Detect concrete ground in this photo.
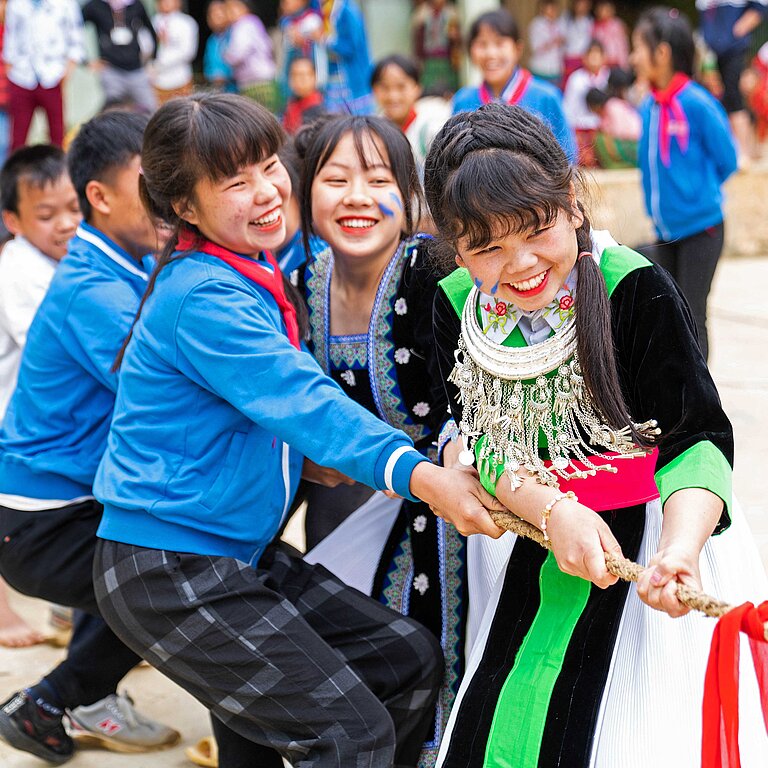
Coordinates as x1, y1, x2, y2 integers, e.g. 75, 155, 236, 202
0, 255, 767, 768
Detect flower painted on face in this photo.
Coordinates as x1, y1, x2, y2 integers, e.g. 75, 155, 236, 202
413, 514, 428, 533
395, 347, 411, 364
495, 301, 508, 316
394, 297, 408, 315
559, 295, 574, 311
412, 401, 431, 418
413, 573, 430, 595
340, 370, 356, 386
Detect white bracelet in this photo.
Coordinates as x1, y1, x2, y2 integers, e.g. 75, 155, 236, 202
541, 491, 577, 543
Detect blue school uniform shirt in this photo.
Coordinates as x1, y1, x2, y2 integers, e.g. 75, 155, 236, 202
698, 1, 768, 56
638, 80, 737, 242
451, 75, 578, 164
275, 229, 327, 275
0, 223, 151, 501
327, 0, 372, 102
95, 249, 427, 566
203, 31, 236, 91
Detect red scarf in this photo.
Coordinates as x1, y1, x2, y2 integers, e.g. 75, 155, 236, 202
479, 67, 532, 106
651, 72, 690, 168
176, 231, 300, 350
702, 601, 768, 768
400, 108, 417, 133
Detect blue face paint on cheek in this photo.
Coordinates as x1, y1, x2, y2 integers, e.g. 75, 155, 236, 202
389, 192, 403, 211
378, 202, 395, 217
490, 281, 499, 295
474, 277, 484, 289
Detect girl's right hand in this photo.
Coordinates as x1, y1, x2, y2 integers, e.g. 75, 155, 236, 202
409, 462, 506, 538
545, 499, 623, 589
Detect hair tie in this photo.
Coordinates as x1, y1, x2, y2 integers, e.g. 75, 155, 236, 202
669, 8, 679, 18
577, 250, 592, 261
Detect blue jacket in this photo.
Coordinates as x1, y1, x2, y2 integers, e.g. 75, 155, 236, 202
327, 0, 371, 101
95, 250, 426, 566
275, 229, 327, 275
699, 1, 768, 56
451, 76, 578, 164
0, 224, 151, 501
638, 81, 737, 242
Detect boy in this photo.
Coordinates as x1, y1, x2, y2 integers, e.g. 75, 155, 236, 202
282, 56, 324, 134
0, 111, 178, 765
0, 145, 79, 649
150, 0, 199, 104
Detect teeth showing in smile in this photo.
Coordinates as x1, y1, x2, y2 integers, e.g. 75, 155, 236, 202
510, 270, 547, 292
254, 210, 280, 226
338, 218, 375, 229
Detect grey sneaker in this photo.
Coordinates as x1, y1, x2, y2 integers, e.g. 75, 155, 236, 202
67, 693, 180, 753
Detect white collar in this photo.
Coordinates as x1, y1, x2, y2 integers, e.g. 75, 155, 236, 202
75, 225, 148, 282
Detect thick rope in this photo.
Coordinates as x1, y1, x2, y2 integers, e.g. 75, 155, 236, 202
489, 509, 768, 641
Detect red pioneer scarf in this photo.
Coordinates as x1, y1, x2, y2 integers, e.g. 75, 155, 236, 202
479, 67, 532, 106
176, 231, 300, 350
702, 601, 768, 767
650, 72, 691, 168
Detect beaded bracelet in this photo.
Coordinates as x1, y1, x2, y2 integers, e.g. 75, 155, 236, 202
541, 491, 578, 542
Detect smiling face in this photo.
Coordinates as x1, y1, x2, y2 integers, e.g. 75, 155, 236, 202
181, 154, 291, 256
455, 208, 582, 311
310, 130, 405, 267
470, 23, 521, 91
372, 63, 421, 127
3, 173, 81, 261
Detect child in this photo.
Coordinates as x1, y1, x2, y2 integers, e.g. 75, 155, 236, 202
279, 0, 327, 98
282, 56, 325, 135
90, 93, 503, 767
411, 0, 461, 96
562, 38, 609, 165
223, 0, 278, 112
297, 113, 466, 767
527, 0, 566, 86
423, 101, 768, 768
0, 112, 179, 764
585, 85, 640, 168
592, 0, 629, 68
150, 0, 199, 104
371, 54, 450, 179
562, 0, 594, 84
203, 0, 235, 92
0, 145, 79, 649
452, 9, 577, 163
631, 7, 737, 360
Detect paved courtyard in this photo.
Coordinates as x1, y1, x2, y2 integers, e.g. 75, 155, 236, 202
0, 254, 767, 768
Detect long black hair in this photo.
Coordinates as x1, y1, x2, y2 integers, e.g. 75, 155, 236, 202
115, 93, 307, 369
424, 102, 648, 441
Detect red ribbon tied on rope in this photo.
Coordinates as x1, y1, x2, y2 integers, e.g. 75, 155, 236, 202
650, 72, 691, 168
702, 601, 768, 768
176, 231, 301, 350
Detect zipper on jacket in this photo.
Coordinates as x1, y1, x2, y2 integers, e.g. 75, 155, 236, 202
649, 104, 671, 241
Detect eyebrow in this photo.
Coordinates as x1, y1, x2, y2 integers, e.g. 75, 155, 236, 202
322, 161, 392, 172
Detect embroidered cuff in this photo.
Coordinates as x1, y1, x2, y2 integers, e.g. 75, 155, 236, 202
437, 418, 460, 464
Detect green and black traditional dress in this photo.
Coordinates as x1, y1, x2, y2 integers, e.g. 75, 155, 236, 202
298, 234, 466, 768
432, 231, 768, 768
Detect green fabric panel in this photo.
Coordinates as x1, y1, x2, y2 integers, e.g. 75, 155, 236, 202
484, 553, 592, 768
599, 245, 651, 297
438, 267, 474, 317
654, 440, 732, 522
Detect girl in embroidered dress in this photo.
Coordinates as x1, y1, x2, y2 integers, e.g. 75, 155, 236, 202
90, 93, 505, 768
294, 113, 465, 768
632, 7, 737, 362
451, 9, 576, 163
423, 101, 767, 768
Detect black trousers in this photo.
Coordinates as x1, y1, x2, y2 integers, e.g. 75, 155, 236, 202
0, 500, 142, 709
639, 222, 724, 361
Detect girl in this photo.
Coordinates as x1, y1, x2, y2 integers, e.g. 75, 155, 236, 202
296, 113, 463, 768
451, 9, 576, 163
411, 0, 461, 96
91, 93, 502, 768
371, 55, 450, 180
632, 7, 737, 361
562, 0, 594, 85
422, 102, 768, 767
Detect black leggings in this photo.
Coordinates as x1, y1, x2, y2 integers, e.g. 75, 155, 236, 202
638, 222, 724, 361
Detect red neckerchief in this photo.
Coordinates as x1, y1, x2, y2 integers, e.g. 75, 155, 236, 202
400, 108, 417, 133
479, 67, 532, 106
651, 72, 691, 168
176, 231, 300, 350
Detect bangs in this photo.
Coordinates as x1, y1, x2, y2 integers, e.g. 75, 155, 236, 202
191, 97, 284, 182
316, 119, 391, 175
439, 149, 571, 249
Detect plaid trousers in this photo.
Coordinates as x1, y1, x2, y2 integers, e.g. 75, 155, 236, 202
94, 540, 443, 768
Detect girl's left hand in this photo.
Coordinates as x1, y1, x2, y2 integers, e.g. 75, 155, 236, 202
636, 544, 702, 618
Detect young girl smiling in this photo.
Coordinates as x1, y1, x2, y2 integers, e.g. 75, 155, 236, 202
91, 94, 503, 768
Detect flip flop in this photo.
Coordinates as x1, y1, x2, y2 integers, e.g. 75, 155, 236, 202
185, 736, 218, 768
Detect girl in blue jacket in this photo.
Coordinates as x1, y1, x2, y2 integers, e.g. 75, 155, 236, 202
632, 7, 737, 360
92, 93, 502, 768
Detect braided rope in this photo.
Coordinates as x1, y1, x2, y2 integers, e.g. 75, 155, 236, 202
489, 509, 768, 641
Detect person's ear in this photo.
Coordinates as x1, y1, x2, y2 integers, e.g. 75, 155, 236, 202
454, 253, 466, 268
2, 210, 21, 237
568, 182, 585, 229
655, 41, 673, 70
172, 198, 198, 227
85, 180, 111, 216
